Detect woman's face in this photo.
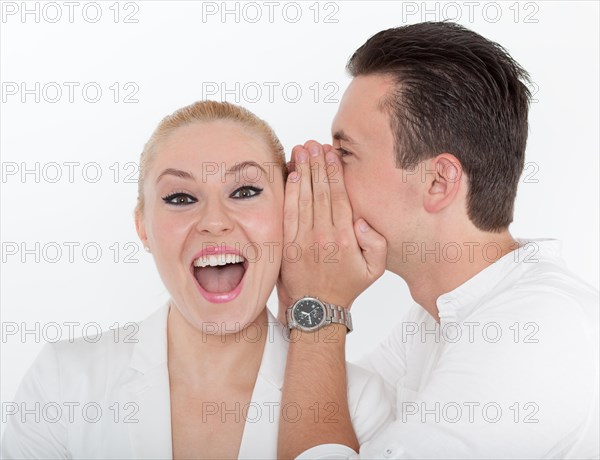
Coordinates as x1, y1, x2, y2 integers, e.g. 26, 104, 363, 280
136, 120, 284, 334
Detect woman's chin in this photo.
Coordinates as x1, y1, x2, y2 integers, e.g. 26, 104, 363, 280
169, 264, 275, 336
184, 295, 266, 336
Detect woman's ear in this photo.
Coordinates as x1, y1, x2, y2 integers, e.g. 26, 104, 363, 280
134, 208, 150, 250
423, 154, 463, 214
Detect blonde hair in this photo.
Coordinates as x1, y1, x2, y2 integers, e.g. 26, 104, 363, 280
135, 100, 286, 216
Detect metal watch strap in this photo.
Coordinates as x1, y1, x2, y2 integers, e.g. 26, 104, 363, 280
324, 302, 353, 333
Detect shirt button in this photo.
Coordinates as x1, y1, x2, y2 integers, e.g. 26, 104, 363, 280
384, 448, 394, 458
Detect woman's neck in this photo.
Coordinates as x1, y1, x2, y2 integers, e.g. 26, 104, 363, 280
167, 305, 268, 389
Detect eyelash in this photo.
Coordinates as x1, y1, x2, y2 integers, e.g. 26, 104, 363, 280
336, 147, 352, 158
230, 185, 263, 199
161, 185, 264, 206
161, 190, 196, 206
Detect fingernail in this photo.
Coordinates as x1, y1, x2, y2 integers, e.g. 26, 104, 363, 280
309, 144, 320, 157
288, 171, 299, 182
359, 220, 370, 233
297, 150, 308, 164
326, 151, 337, 163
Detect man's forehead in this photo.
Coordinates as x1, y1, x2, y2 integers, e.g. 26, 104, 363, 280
332, 129, 357, 144
347, 74, 395, 103
331, 75, 395, 142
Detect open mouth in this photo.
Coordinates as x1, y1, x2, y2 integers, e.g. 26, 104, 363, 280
191, 250, 248, 303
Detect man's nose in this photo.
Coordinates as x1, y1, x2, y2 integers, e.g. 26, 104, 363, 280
194, 198, 234, 236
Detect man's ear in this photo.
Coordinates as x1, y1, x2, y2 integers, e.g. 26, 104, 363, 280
134, 208, 149, 250
423, 154, 463, 214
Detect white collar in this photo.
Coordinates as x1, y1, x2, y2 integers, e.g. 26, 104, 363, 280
124, 302, 288, 458
129, 301, 288, 389
436, 238, 563, 324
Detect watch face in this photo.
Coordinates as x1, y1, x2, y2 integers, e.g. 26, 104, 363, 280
292, 298, 325, 330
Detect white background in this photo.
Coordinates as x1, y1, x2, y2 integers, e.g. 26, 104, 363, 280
1, 0, 599, 432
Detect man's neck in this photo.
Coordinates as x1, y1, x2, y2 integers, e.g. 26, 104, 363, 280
393, 231, 519, 322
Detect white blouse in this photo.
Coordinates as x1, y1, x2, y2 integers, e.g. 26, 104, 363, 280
300, 239, 599, 459
2, 304, 393, 459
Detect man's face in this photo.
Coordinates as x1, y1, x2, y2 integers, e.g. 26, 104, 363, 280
331, 74, 424, 272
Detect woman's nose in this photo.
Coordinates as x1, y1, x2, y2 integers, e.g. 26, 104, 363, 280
195, 199, 234, 236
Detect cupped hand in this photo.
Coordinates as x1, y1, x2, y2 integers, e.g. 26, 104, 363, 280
277, 140, 387, 320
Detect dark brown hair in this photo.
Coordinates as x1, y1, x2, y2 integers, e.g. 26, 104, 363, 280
347, 21, 532, 231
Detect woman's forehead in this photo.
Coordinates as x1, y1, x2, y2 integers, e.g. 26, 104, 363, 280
154, 120, 275, 166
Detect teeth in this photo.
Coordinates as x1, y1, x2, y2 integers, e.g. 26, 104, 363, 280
193, 253, 245, 268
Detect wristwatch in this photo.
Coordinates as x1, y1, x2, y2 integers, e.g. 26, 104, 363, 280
286, 296, 353, 334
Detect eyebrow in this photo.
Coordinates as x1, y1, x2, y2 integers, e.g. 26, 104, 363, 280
225, 161, 268, 176
155, 161, 269, 184
156, 168, 196, 183
333, 130, 357, 145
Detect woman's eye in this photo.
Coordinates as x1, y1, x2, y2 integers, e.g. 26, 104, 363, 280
162, 193, 197, 206
231, 186, 263, 199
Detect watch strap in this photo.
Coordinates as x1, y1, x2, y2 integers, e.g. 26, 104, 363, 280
324, 302, 353, 333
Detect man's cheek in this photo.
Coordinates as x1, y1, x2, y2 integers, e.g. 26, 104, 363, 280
344, 182, 363, 217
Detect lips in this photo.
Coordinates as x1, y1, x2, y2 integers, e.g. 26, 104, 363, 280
190, 246, 248, 303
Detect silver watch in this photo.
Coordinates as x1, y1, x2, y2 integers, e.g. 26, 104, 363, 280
286, 296, 353, 334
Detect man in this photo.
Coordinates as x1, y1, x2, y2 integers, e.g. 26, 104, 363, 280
277, 22, 599, 459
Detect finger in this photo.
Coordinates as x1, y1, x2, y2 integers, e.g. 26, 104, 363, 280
304, 141, 332, 151
286, 160, 294, 174
306, 140, 333, 228
287, 144, 304, 174
295, 146, 313, 230
304, 141, 333, 154
283, 166, 301, 244
354, 219, 387, 279
324, 148, 354, 227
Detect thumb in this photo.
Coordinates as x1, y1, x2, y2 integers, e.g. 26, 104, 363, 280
354, 219, 387, 279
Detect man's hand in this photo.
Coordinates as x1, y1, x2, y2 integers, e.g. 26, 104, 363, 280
278, 140, 387, 316
276, 140, 386, 459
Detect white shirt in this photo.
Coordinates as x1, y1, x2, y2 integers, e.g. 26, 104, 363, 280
2, 305, 393, 459
300, 239, 600, 459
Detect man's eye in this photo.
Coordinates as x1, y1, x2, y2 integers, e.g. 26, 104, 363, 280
336, 147, 352, 158
162, 193, 197, 206
231, 186, 263, 199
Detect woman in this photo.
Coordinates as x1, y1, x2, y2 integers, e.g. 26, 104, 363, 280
2, 101, 393, 459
